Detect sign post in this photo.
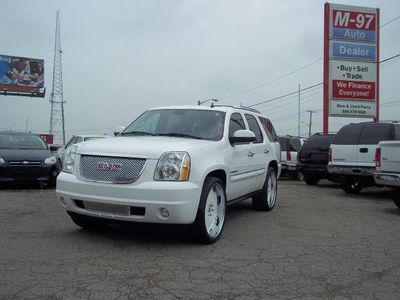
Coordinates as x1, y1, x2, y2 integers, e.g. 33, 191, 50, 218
323, 3, 379, 133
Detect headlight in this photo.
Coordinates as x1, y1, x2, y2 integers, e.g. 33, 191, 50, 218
0, 157, 5, 165
154, 151, 191, 181
62, 145, 78, 174
44, 156, 57, 166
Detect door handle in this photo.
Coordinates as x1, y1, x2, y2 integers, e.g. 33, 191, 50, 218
248, 151, 255, 157
264, 149, 269, 154
359, 148, 368, 153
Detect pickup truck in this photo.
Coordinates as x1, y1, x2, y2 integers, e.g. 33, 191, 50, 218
374, 141, 400, 208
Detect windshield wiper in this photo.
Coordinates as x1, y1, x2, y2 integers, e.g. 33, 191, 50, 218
120, 131, 157, 136
158, 133, 203, 140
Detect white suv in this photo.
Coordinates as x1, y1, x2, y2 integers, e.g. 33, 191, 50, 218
56, 105, 280, 243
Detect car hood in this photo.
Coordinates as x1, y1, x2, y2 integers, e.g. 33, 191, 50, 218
77, 136, 213, 159
0, 149, 52, 162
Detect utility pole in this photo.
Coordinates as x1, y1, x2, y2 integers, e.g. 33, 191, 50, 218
298, 84, 300, 137
49, 11, 66, 145
306, 110, 317, 137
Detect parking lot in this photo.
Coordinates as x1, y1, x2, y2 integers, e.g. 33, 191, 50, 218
1, 180, 400, 299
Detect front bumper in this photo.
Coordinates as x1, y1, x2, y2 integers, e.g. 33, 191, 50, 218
56, 172, 202, 225
374, 172, 400, 187
327, 165, 375, 177
0, 164, 59, 184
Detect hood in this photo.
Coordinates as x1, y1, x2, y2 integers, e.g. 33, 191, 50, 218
77, 136, 213, 159
0, 148, 52, 162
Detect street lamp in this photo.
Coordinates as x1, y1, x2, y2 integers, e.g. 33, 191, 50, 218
197, 98, 218, 106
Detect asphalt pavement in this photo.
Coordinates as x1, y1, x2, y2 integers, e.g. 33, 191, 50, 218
1, 180, 400, 299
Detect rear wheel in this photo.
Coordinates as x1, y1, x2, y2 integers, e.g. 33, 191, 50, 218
304, 173, 320, 185
393, 188, 400, 208
340, 176, 362, 194
69, 213, 108, 230
192, 177, 226, 244
252, 167, 277, 211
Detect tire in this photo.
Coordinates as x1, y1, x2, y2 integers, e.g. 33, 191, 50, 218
304, 173, 320, 185
292, 171, 304, 181
69, 213, 108, 230
192, 177, 226, 244
340, 176, 362, 194
393, 188, 400, 208
252, 167, 278, 211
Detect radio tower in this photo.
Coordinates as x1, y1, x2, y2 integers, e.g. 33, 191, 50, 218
49, 10, 66, 145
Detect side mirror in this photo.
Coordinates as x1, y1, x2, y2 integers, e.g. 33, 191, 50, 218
113, 125, 126, 136
49, 145, 58, 152
229, 129, 256, 145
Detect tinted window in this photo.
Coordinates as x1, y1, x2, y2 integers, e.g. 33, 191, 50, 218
229, 113, 246, 137
245, 114, 263, 143
0, 134, 47, 150
279, 137, 289, 151
124, 109, 226, 141
290, 138, 302, 151
333, 123, 364, 145
302, 134, 335, 149
259, 117, 278, 142
359, 123, 392, 144
394, 125, 400, 140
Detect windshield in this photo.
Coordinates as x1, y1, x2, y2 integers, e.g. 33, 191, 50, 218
0, 134, 48, 150
123, 109, 226, 141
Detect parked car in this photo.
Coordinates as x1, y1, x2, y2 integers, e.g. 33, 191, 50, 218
328, 121, 400, 194
56, 105, 281, 244
374, 140, 400, 208
0, 131, 60, 187
279, 135, 305, 179
297, 132, 337, 185
57, 134, 108, 166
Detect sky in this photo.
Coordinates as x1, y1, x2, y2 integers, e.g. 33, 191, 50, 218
0, 0, 399, 144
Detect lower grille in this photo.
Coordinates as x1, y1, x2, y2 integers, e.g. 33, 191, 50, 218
73, 200, 145, 217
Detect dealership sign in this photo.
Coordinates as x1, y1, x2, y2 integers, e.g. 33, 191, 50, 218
323, 3, 379, 128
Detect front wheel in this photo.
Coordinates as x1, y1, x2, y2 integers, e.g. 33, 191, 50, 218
304, 173, 320, 185
192, 177, 226, 244
393, 188, 400, 208
252, 167, 278, 211
340, 176, 362, 194
69, 212, 108, 230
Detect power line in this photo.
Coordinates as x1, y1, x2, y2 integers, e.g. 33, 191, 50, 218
248, 83, 323, 108
381, 15, 400, 28
248, 53, 400, 109
218, 15, 400, 102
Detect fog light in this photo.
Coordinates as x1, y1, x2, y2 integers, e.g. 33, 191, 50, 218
59, 196, 66, 206
159, 208, 170, 219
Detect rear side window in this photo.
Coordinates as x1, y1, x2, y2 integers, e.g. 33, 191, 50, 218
333, 123, 364, 145
259, 117, 279, 142
395, 125, 400, 140
290, 138, 302, 152
245, 114, 263, 143
359, 123, 392, 144
229, 113, 246, 137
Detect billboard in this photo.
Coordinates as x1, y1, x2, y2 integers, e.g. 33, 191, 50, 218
323, 3, 379, 132
0, 54, 45, 97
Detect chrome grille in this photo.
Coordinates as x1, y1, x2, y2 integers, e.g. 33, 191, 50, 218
81, 200, 130, 216
79, 155, 146, 183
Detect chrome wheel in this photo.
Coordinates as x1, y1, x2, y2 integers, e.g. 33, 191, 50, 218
204, 183, 226, 238
267, 170, 277, 207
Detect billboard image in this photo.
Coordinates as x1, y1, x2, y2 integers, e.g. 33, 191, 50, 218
0, 54, 45, 97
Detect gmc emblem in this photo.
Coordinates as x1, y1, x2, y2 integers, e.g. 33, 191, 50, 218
96, 162, 122, 172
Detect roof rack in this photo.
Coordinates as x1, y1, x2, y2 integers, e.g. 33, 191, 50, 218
212, 104, 261, 114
